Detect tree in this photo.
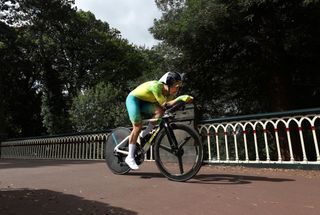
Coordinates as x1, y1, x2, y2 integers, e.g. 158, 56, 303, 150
0, 22, 45, 137
151, 0, 320, 117
69, 82, 130, 132
1, 0, 147, 135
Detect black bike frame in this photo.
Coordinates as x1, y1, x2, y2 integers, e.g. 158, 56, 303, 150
141, 118, 179, 154
162, 120, 179, 151
115, 102, 186, 157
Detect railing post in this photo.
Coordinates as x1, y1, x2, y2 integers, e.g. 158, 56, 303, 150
0, 133, 7, 159
199, 107, 320, 165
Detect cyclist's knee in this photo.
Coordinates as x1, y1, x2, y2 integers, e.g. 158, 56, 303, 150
132, 123, 142, 132
154, 107, 164, 118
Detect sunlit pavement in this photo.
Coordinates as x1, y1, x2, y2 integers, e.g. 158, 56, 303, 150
1, 159, 320, 215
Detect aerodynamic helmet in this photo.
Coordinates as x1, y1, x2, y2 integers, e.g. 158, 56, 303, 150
159, 71, 182, 86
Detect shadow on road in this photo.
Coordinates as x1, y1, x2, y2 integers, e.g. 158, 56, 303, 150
127, 172, 165, 179
0, 159, 104, 169
127, 171, 294, 185
0, 188, 137, 215
190, 174, 295, 184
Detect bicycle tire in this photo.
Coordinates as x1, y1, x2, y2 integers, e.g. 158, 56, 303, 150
154, 123, 203, 182
105, 127, 131, 175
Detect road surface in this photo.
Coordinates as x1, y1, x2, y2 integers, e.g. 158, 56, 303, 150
0, 159, 319, 215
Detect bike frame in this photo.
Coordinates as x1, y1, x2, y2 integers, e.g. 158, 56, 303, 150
113, 124, 161, 156
113, 134, 130, 155
113, 115, 179, 156
106, 101, 203, 181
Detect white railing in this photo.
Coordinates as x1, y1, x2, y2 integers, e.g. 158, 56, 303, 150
1, 108, 320, 166
0, 132, 108, 160
198, 108, 320, 165
0, 131, 154, 161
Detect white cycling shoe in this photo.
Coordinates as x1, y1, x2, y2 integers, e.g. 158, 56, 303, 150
125, 157, 139, 170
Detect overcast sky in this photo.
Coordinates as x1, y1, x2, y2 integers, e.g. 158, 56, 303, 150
74, 0, 162, 48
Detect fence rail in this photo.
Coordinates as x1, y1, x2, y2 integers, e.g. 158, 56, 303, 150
1, 108, 320, 167
198, 108, 320, 165
0, 133, 108, 160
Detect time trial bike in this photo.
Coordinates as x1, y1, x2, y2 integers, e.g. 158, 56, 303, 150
105, 102, 203, 182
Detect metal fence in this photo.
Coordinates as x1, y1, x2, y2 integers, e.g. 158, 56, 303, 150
198, 108, 320, 165
1, 108, 320, 166
0, 132, 108, 160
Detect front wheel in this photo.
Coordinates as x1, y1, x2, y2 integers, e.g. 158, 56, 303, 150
154, 123, 203, 182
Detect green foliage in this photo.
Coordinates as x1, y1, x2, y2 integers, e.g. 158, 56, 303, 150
69, 82, 130, 132
0, 0, 147, 137
2, 0, 320, 139
129, 44, 178, 85
0, 21, 46, 137
151, 0, 320, 117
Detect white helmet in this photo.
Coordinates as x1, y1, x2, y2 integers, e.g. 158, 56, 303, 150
159, 71, 183, 86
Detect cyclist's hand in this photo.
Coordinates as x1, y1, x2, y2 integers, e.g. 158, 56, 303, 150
176, 95, 193, 103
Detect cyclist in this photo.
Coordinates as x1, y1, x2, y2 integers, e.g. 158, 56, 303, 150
125, 71, 193, 170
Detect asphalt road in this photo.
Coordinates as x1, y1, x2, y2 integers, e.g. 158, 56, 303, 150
0, 159, 320, 215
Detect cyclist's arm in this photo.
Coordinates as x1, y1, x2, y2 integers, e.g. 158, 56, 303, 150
151, 82, 193, 108
153, 91, 184, 108
151, 83, 167, 107
164, 95, 193, 107
164, 99, 178, 107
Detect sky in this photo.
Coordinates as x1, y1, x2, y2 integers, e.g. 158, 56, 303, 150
74, 0, 162, 48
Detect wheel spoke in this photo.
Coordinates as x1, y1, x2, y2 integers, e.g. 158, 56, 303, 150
159, 144, 173, 154
177, 154, 184, 174
178, 136, 191, 149
154, 124, 203, 181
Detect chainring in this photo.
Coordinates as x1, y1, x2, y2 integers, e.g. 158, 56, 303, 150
134, 144, 145, 165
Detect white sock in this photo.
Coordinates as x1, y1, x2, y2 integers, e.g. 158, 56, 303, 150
140, 123, 155, 138
128, 143, 136, 159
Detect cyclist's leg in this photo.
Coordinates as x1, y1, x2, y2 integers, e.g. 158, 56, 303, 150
125, 95, 143, 170
125, 122, 142, 169
139, 119, 154, 139
140, 103, 163, 138
153, 105, 164, 118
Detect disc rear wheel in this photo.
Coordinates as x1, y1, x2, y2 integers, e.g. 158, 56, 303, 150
105, 127, 131, 175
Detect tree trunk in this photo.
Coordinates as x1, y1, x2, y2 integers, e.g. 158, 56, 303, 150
266, 70, 302, 161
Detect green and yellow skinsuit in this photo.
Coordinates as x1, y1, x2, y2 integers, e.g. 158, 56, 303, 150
126, 80, 173, 123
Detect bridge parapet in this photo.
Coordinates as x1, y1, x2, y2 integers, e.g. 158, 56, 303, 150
1, 108, 320, 167
198, 108, 320, 165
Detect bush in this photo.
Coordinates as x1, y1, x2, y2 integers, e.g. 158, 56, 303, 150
70, 82, 130, 132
